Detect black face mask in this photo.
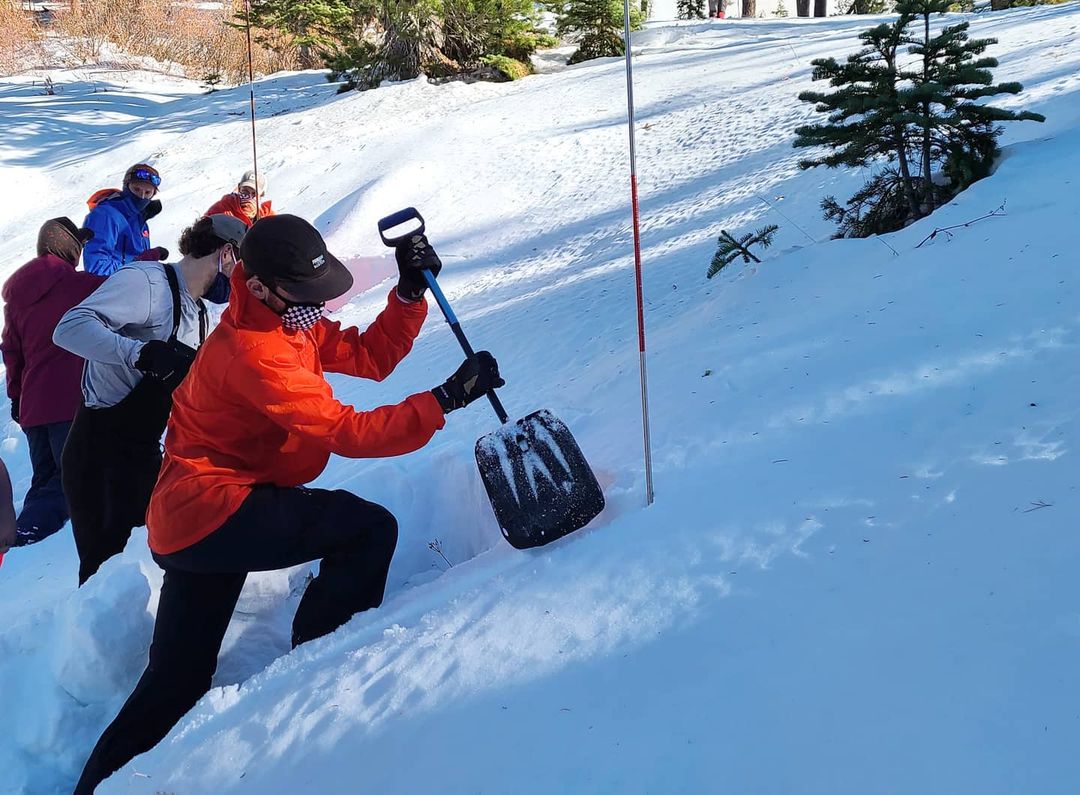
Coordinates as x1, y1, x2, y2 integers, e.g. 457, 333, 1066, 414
269, 286, 324, 331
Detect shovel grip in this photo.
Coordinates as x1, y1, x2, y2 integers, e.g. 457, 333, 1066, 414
423, 271, 510, 425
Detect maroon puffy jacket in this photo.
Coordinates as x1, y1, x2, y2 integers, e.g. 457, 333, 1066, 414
2, 254, 103, 428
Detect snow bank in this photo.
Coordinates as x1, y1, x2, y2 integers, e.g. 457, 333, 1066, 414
0, 5, 1077, 794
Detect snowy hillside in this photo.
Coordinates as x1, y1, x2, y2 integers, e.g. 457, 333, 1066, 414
2, 6, 1080, 793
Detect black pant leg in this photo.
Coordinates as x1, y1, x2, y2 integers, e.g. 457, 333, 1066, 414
291, 497, 398, 647
160, 486, 399, 648
63, 408, 107, 583
74, 567, 246, 795
64, 403, 162, 586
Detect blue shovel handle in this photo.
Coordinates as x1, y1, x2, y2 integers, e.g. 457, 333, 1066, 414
378, 208, 509, 425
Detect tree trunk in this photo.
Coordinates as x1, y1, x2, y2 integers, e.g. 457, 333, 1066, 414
921, 12, 935, 212
742, 0, 756, 16
813, 0, 827, 15
796, 0, 810, 15
895, 137, 922, 221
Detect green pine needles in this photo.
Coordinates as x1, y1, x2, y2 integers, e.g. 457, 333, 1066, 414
708, 225, 779, 278
555, 0, 643, 64
678, 0, 708, 19
794, 1, 1044, 237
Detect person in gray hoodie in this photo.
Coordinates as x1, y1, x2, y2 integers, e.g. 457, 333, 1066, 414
54, 214, 248, 584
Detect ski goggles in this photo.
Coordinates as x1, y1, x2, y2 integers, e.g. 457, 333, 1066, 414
129, 167, 161, 187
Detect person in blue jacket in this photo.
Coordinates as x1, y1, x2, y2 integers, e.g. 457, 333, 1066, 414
82, 163, 169, 276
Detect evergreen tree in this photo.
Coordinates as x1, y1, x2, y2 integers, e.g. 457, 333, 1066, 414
555, 0, 640, 64
707, 225, 778, 278
246, 0, 355, 67
677, 0, 707, 18
442, 0, 542, 66
794, 15, 923, 219
795, 8, 1044, 237
843, 0, 887, 13
899, 0, 1044, 205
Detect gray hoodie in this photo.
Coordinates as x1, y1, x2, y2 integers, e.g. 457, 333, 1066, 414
53, 261, 206, 409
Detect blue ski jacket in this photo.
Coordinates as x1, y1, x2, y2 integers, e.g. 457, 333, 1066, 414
82, 191, 151, 276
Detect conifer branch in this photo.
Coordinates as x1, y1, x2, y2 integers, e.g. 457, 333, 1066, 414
707, 225, 779, 278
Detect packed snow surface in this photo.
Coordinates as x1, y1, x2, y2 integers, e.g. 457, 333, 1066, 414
1, 6, 1080, 794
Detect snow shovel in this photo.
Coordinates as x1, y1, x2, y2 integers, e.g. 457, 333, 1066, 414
378, 207, 605, 549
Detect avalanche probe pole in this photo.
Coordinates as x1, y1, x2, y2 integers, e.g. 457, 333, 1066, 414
621, 0, 655, 506
243, 0, 261, 221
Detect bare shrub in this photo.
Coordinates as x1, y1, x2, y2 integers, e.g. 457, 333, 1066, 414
55, 0, 298, 81
0, 3, 44, 76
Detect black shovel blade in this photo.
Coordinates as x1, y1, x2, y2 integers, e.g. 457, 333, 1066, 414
474, 409, 605, 549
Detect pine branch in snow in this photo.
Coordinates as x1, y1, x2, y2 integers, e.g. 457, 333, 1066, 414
708, 225, 779, 278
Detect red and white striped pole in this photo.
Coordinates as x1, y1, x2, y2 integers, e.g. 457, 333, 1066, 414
621, 0, 655, 506
243, 0, 262, 220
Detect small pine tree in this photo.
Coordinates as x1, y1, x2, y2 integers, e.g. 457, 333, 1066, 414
899, 0, 1044, 205
795, 8, 1043, 237
774, 0, 790, 16
202, 71, 223, 93
677, 0, 707, 18
707, 225, 779, 278
555, 0, 641, 65
795, 16, 924, 221
245, 0, 355, 68
843, 0, 888, 11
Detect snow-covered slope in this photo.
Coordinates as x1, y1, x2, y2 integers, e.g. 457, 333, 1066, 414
1, 7, 1079, 793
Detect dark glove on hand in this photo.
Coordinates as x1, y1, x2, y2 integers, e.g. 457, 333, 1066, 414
10, 398, 19, 425
143, 199, 163, 221
134, 246, 169, 262
134, 339, 196, 391
432, 351, 504, 413
395, 234, 443, 302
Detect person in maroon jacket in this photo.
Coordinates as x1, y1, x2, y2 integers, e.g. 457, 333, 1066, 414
1, 218, 103, 546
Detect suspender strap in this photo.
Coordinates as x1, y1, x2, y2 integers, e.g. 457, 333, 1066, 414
162, 264, 207, 344
162, 264, 183, 343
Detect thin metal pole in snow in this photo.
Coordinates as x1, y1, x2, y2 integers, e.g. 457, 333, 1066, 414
244, 0, 262, 220
621, 1, 655, 507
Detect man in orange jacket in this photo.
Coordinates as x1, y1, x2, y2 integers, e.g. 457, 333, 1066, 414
74, 215, 504, 793
203, 169, 274, 227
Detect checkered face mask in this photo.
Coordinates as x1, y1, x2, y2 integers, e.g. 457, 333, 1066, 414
280, 302, 323, 331
270, 286, 324, 331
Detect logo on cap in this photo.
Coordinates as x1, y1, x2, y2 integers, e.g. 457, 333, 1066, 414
312, 254, 326, 269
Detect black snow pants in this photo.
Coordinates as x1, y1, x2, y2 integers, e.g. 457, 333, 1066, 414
63, 377, 173, 585
15, 420, 72, 545
73, 485, 399, 795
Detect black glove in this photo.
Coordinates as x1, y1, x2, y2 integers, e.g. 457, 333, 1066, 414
395, 234, 442, 302
135, 246, 170, 262
134, 339, 197, 391
10, 398, 19, 425
144, 199, 163, 221
432, 351, 504, 413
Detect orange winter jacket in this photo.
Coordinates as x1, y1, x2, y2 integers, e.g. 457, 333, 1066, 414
203, 193, 275, 228
147, 267, 445, 555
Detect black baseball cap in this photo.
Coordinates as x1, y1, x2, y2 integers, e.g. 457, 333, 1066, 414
239, 214, 353, 303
